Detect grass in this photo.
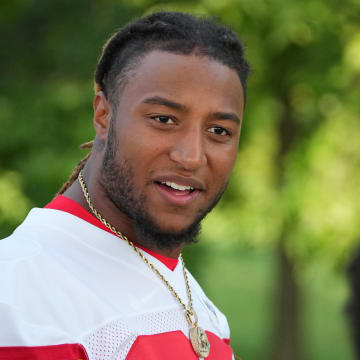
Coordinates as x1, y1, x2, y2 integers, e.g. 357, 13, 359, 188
183, 244, 354, 360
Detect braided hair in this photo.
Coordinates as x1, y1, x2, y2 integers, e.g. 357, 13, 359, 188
58, 11, 250, 194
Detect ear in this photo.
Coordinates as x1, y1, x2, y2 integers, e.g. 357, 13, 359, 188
93, 91, 112, 142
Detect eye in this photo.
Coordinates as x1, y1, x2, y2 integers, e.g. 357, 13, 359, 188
208, 126, 230, 136
152, 115, 175, 124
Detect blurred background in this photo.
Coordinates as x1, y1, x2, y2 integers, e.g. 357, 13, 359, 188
1, 0, 360, 359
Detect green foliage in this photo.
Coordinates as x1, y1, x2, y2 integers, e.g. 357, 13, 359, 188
1, 0, 359, 358
2, 0, 359, 266
196, 0, 360, 269
0, 170, 31, 237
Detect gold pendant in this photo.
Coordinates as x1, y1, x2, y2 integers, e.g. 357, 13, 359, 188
189, 325, 210, 358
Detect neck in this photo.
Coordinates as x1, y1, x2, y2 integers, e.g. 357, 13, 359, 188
63, 168, 184, 259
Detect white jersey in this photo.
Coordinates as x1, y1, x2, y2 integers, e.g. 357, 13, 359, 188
0, 199, 233, 359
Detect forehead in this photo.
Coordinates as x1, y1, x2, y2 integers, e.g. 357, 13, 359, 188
116, 50, 244, 115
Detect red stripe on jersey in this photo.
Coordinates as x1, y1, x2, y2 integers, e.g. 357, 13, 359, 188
0, 343, 89, 360
126, 330, 233, 359
45, 195, 179, 270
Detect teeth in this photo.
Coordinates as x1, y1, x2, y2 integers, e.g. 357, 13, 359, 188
161, 181, 194, 191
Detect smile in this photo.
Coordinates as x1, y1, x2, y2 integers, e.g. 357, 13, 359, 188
161, 181, 194, 192
154, 181, 200, 206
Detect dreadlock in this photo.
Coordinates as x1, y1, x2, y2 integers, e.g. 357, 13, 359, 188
59, 11, 250, 194
58, 141, 94, 194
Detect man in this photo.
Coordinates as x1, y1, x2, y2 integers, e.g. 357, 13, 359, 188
0, 11, 249, 360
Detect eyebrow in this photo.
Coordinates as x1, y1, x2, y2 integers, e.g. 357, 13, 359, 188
142, 96, 187, 112
212, 112, 241, 125
142, 96, 241, 125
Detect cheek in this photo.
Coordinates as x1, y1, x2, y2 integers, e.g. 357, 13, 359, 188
114, 126, 166, 168
210, 147, 238, 184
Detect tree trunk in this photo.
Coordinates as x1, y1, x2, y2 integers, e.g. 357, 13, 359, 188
271, 234, 300, 360
271, 85, 301, 359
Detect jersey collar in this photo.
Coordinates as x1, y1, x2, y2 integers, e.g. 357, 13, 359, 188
45, 195, 179, 271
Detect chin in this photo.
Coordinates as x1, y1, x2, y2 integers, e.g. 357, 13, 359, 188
154, 217, 196, 234
133, 213, 201, 250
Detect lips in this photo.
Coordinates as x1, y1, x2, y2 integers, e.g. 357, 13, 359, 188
153, 175, 205, 206
153, 175, 205, 191
159, 181, 194, 192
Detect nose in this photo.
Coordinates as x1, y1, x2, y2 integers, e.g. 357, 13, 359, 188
169, 128, 206, 171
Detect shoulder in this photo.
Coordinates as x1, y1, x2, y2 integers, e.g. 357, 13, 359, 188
0, 209, 190, 344
0, 208, 72, 276
0, 209, 44, 261
0, 209, 74, 345
0, 209, 47, 293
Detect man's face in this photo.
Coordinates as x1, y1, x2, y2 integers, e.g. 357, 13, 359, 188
100, 50, 244, 247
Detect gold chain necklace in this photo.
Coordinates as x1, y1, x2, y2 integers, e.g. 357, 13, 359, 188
78, 171, 210, 358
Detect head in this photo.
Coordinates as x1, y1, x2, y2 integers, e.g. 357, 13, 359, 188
95, 11, 250, 111
61, 11, 250, 252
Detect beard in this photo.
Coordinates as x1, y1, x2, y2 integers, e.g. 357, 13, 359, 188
99, 123, 227, 251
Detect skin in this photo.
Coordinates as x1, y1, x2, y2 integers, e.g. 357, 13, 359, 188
64, 50, 244, 258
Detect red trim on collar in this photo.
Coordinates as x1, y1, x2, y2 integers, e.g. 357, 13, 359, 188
45, 195, 179, 271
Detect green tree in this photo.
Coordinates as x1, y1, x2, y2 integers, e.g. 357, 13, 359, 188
198, 0, 360, 358
1, 0, 359, 359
